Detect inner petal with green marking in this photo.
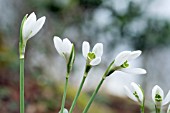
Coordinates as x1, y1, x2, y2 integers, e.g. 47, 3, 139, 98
121, 60, 129, 68
155, 94, 162, 102
88, 52, 96, 60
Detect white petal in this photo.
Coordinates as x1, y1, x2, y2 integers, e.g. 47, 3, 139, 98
119, 68, 146, 74
167, 104, 170, 113
127, 50, 142, 61
124, 86, 138, 102
23, 12, 36, 40
28, 16, 46, 39
114, 51, 131, 66
53, 36, 64, 56
82, 41, 90, 58
152, 85, 164, 104
92, 43, 103, 57
131, 82, 144, 103
63, 38, 72, 54
90, 57, 101, 66
163, 90, 170, 105
59, 108, 68, 113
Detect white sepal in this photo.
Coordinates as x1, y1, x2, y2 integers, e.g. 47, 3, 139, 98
92, 43, 103, 57
127, 50, 141, 61
163, 90, 170, 105
114, 51, 131, 66
82, 41, 90, 58
119, 68, 147, 75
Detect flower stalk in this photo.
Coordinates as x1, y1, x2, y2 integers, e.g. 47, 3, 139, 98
83, 77, 105, 113
60, 73, 70, 113
69, 74, 87, 113
20, 58, 25, 113
155, 106, 161, 113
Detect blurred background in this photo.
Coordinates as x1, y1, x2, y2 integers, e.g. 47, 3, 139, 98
0, 0, 170, 113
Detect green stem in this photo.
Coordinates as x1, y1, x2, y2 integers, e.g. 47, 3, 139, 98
140, 104, 144, 113
155, 106, 161, 113
82, 77, 105, 113
20, 58, 24, 113
60, 73, 69, 113
69, 74, 87, 113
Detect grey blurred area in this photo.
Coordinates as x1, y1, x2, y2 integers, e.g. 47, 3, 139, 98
0, 0, 170, 113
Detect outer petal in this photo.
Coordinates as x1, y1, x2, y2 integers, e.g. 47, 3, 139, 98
23, 12, 36, 40
53, 36, 63, 56
119, 68, 147, 74
127, 50, 142, 61
124, 86, 138, 102
90, 57, 101, 66
92, 43, 103, 57
152, 85, 164, 104
131, 82, 144, 103
63, 38, 72, 54
163, 90, 170, 105
82, 41, 90, 58
28, 16, 46, 39
114, 51, 131, 66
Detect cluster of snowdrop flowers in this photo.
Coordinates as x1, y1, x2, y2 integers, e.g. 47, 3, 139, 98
20, 12, 170, 113
124, 83, 170, 113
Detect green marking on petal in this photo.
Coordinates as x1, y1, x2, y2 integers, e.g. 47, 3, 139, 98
88, 52, 96, 60
155, 94, 162, 102
121, 60, 129, 68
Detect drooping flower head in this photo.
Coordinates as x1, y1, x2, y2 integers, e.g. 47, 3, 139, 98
104, 50, 146, 77
82, 41, 103, 66
152, 85, 170, 109
53, 36, 75, 73
19, 12, 46, 59
124, 82, 144, 105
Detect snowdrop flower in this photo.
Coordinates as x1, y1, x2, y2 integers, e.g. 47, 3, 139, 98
152, 85, 170, 108
22, 12, 46, 43
59, 108, 68, 113
105, 50, 146, 76
82, 41, 103, 66
19, 12, 46, 59
53, 36, 75, 73
124, 82, 144, 105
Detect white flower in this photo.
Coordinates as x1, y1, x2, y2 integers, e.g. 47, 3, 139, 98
152, 85, 170, 108
59, 108, 68, 113
53, 36, 74, 62
124, 82, 144, 105
82, 41, 103, 66
22, 12, 46, 42
113, 50, 146, 74
167, 104, 170, 113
